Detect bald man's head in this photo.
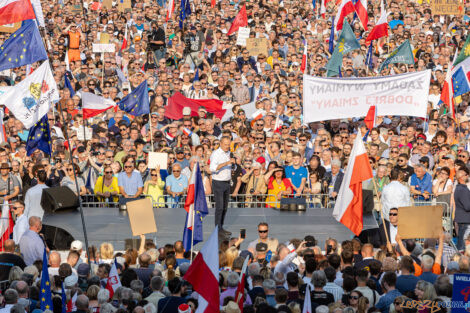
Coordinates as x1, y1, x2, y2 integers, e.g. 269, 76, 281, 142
49, 251, 61, 267
361, 243, 374, 258
3, 239, 15, 252
28, 216, 42, 233
15, 281, 28, 298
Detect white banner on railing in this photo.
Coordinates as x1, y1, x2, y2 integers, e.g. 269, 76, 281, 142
303, 70, 432, 123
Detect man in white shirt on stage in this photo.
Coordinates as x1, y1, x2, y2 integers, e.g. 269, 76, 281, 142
12, 200, 28, 244
209, 136, 234, 236
381, 168, 411, 221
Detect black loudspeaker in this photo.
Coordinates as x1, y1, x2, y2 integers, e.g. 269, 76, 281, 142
40, 224, 75, 250
362, 189, 374, 215
41, 187, 79, 213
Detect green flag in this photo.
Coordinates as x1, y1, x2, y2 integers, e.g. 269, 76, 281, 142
454, 36, 470, 66
326, 21, 360, 77
378, 39, 414, 72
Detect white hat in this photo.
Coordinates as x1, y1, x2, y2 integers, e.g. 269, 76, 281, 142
178, 303, 191, 313
71, 240, 83, 251
182, 107, 191, 116
64, 275, 78, 288
223, 301, 240, 313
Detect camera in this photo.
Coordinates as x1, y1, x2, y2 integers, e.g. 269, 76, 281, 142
250, 188, 255, 193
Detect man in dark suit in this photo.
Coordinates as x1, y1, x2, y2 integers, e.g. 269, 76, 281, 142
157, 278, 186, 313
379, 207, 398, 247
454, 167, 470, 250
323, 159, 344, 200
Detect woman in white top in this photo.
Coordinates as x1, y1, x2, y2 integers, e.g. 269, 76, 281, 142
432, 167, 453, 197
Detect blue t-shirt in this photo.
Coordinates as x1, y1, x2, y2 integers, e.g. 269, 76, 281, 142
418, 271, 438, 284
285, 165, 308, 192
118, 171, 144, 196
166, 174, 188, 193
409, 172, 432, 200
396, 274, 420, 294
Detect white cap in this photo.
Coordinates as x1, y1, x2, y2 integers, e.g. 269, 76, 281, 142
71, 240, 83, 251
64, 275, 78, 288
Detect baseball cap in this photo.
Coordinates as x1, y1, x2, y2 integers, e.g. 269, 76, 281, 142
256, 242, 268, 252
77, 263, 90, 277
71, 240, 83, 251
175, 147, 184, 154
64, 274, 78, 288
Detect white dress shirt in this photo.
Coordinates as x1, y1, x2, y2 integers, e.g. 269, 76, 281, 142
210, 148, 232, 181
381, 181, 411, 221
13, 213, 28, 244
25, 183, 48, 220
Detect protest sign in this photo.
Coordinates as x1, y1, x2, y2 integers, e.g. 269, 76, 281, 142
431, 0, 464, 15
127, 198, 157, 236
397, 205, 443, 239
451, 274, 470, 312
246, 38, 268, 57
118, 0, 132, 12
92, 43, 115, 53
69, 4, 83, 14
0, 23, 21, 33
148, 152, 168, 170
99, 33, 110, 44
303, 70, 431, 123
76, 127, 93, 141
236, 27, 250, 46
102, 0, 113, 9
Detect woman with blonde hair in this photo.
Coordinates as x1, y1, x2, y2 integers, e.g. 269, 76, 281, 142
415, 280, 437, 301
100, 242, 114, 263
87, 285, 100, 311
225, 246, 238, 269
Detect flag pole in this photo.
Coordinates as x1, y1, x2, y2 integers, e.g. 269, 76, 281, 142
371, 178, 391, 249
148, 113, 154, 152
190, 203, 195, 264
57, 100, 92, 269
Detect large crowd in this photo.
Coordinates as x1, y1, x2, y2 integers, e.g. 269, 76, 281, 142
1, 0, 470, 311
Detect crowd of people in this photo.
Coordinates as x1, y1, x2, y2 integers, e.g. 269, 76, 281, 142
1, 0, 470, 311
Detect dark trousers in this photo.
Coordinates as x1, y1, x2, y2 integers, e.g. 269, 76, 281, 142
212, 180, 230, 228
457, 223, 470, 250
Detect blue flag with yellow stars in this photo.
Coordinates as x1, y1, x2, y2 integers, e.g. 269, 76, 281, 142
40, 248, 53, 311
452, 66, 470, 97
0, 20, 48, 72
26, 114, 52, 156
118, 80, 150, 116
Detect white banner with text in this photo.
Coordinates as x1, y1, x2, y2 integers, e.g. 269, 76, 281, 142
303, 70, 431, 123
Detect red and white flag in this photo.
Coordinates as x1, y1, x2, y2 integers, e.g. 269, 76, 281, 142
273, 115, 283, 133
364, 105, 376, 130
441, 61, 455, 119
335, 0, 355, 32
211, 0, 216, 8
80, 92, 116, 119
121, 24, 128, 51
333, 129, 373, 235
0, 109, 7, 145
302, 283, 312, 313
320, 0, 326, 18
66, 292, 77, 312
105, 260, 122, 298
365, 10, 388, 43
184, 227, 220, 313
0, 201, 13, 251
227, 4, 248, 36
300, 42, 308, 74
166, 0, 175, 21
235, 256, 249, 312
354, 0, 368, 30
250, 109, 265, 127
0, 0, 36, 25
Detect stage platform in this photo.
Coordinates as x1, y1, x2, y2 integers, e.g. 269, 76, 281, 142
43, 205, 354, 251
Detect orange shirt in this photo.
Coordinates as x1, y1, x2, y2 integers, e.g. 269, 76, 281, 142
413, 262, 441, 276
68, 31, 80, 49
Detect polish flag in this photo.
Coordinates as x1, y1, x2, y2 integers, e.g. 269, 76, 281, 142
0, 0, 36, 25
184, 226, 220, 313
0, 109, 7, 145
333, 129, 373, 235
250, 109, 265, 127
166, 0, 175, 21
121, 24, 128, 51
183, 128, 192, 137
227, 4, 248, 36
300, 41, 308, 74
354, 0, 368, 31
105, 260, 122, 298
302, 283, 312, 313
441, 61, 455, 119
66, 291, 77, 312
365, 10, 388, 43
273, 115, 283, 133
335, 0, 355, 32
364, 105, 376, 130
211, 0, 216, 8
81, 92, 116, 119
235, 256, 249, 312
320, 0, 326, 18
0, 201, 13, 251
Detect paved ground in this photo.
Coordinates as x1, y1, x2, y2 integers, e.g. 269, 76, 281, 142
43, 204, 354, 251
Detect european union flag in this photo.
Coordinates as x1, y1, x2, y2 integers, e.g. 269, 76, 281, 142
366, 43, 373, 69
61, 283, 66, 313
118, 80, 150, 116
0, 20, 48, 72
179, 0, 191, 29
328, 17, 335, 54
26, 114, 52, 156
40, 248, 53, 311
64, 72, 75, 97
452, 67, 470, 97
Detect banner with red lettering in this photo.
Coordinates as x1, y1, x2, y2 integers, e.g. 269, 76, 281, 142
303, 70, 431, 123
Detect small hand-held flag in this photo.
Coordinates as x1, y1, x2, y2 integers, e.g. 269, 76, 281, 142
300, 41, 308, 74
64, 72, 75, 97
365, 43, 374, 69
302, 283, 312, 313
179, 0, 191, 29
118, 80, 150, 116
105, 259, 122, 298
40, 248, 54, 311
364, 105, 377, 130
378, 40, 414, 72
227, 4, 248, 35
26, 114, 52, 156
61, 283, 66, 313
328, 17, 335, 53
